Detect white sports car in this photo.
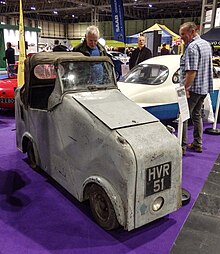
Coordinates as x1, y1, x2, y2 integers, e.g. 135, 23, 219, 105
118, 55, 220, 120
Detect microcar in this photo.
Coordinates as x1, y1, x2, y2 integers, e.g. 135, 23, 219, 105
15, 52, 182, 231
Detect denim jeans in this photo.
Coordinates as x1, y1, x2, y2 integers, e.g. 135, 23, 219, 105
8, 64, 15, 75
182, 91, 207, 148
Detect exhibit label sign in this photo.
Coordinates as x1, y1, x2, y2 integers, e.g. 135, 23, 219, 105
176, 86, 190, 123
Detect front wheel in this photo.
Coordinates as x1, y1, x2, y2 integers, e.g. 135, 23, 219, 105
89, 184, 119, 230
27, 140, 37, 169
182, 188, 191, 206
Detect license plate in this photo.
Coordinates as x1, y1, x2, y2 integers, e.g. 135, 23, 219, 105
0, 98, 15, 104
145, 161, 171, 197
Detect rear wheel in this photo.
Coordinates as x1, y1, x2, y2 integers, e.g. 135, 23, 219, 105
89, 184, 119, 230
27, 140, 37, 169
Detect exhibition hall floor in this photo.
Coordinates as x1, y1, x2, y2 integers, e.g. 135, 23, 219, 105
0, 110, 220, 254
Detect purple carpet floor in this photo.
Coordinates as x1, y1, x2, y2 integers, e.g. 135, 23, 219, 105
0, 110, 220, 254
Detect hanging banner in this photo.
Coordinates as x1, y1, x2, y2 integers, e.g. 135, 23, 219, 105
110, 0, 126, 43
17, 0, 26, 87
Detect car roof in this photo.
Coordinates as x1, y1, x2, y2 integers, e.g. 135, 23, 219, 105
139, 54, 181, 66
25, 52, 112, 68
24, 52, 113, 84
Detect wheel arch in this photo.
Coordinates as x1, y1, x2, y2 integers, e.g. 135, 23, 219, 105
21, 133, 41, 166
21, 132, 34, 153
82, 176, 126, 227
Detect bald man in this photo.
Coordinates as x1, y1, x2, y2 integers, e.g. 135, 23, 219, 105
129, 35, 152, 69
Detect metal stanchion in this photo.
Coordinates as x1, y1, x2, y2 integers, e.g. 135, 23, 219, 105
204, 89, 220, 135
177, 114, 183, 146
177, 114, 191, 206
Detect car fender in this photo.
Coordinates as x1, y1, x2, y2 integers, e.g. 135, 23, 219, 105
82, 176, 126, 227
21, 132, 41, 166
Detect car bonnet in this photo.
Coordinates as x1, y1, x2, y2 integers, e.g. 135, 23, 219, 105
71, 89, 158, 130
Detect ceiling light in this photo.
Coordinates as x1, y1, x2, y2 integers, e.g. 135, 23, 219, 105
53, 11, 58, 15
31, 6, 36, 11
149, 4, 152, 8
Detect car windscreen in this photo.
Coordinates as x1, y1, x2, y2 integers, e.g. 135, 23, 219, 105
120, 64, 169, 85
59, 61, 116, 92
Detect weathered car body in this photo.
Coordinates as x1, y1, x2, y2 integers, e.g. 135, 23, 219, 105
15, 52, 182, 231
118, 55, 220, 120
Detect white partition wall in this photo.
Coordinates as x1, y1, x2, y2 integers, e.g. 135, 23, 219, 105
3, 28, 38, 56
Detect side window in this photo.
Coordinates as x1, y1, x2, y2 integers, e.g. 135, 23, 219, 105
34, 64, 56, 79
29, 64, 56, 110
172, 69, 180, 84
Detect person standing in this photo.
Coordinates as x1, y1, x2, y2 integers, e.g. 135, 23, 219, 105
179, 22, 213, 155
52, 39, 68, 52
161, 43, 170, 55
129, 35, 152, 70
72, 25, 107, 84
4, 42, 15, 74
72, 25, 107, 57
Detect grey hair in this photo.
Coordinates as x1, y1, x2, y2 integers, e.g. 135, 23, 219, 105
180, 22, 198, 32
86, 25, 100, 37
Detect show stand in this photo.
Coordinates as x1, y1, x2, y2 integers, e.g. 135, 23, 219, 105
177, 114, 191, 206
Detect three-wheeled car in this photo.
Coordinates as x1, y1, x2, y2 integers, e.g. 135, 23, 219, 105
15, 52, 182, 231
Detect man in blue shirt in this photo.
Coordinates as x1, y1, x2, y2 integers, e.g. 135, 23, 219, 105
179, 22, 213, 155
73, 25, 107, 84
73, 25, 107, 57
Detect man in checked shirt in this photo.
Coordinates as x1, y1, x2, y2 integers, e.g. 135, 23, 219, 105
179, 22, 213, 155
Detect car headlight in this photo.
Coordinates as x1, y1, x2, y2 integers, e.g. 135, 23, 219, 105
152, 197, 164, 211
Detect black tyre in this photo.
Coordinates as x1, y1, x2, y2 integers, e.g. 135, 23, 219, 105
182, 188, 191, 206
27, 140, 37, 169
89, 184, 119, 230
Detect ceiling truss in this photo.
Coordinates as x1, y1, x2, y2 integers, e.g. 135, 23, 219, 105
0, 0, 218, 24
